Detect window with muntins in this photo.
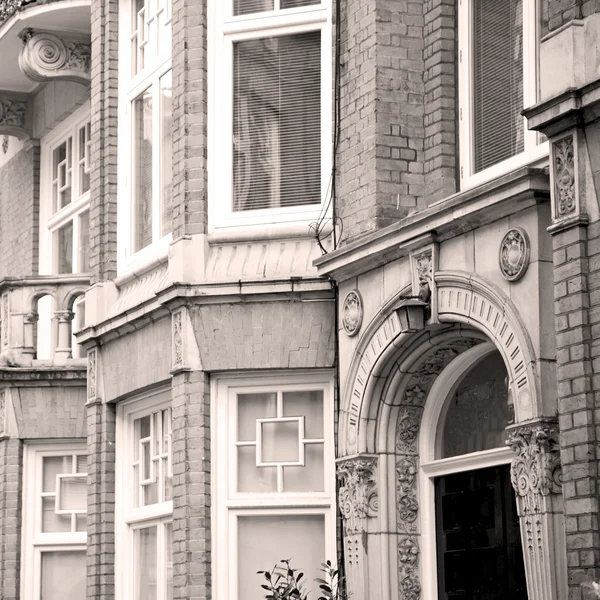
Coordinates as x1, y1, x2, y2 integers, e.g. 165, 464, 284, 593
213, 374, 336, 600
210, 0, 331, 231
21, 443, 87, 600
119, 0, 173, 267
41, 106, 91, 275
458, 0, 546, 187
116, 391, 173, 600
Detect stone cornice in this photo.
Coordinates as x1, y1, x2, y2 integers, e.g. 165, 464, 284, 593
19, 28, 90, 85
523, 78, 600, 137
314, 167, 550, 282
0, 366, 87, 384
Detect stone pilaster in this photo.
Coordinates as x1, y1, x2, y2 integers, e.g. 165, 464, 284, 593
336, 455, 379, 600
507, 421, 567, 600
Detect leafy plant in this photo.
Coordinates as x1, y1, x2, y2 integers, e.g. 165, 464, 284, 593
258, 559, 348, 600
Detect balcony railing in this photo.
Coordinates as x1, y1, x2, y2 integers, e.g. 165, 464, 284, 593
0, 0, 62, 27
0, 274, 90, 365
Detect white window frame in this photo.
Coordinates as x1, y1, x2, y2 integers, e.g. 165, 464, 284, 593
208, 1, 332, 234
458, 0, 548, 190
418, 343, 517, 600
115, 388, 173, 600
21, 441, 88, 600
118, 0, 173, 276
212, 371, 336, 600
39, 102, 91, 276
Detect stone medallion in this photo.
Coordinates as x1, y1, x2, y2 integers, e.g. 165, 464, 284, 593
342, 290, 363, 337
499, 228, 530, 282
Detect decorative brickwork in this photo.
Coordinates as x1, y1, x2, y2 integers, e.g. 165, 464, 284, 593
0, 438, 23, 600
89, 0, 118, 283
87, 400, 116, 600
171, 371, 211, 600
171, 0, 208, 238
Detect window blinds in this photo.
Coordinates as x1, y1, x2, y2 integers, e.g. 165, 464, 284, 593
233, 31, 321, 212
234, 0, 319, 17
473, 0, 524, 173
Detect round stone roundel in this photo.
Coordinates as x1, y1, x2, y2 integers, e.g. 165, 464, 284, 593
342, 290, 364, 337
499, 228, 530, 282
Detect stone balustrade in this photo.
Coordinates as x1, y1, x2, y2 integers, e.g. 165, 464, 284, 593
0, 275, 89, 365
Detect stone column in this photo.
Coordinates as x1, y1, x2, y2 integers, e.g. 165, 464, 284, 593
54, 309, 74, 363
336, 455, 379, 600
507, 421, 567, 600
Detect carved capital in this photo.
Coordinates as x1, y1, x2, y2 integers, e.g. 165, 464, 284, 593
87, 347, 97, 401
337, 455, 378, 534
54, 310, 75, 324
0, 94, 31, 141
507, 421, 562, 516
19, 29, 91, 86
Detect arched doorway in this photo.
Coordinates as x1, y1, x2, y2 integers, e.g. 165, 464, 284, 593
420, 343, 527, 600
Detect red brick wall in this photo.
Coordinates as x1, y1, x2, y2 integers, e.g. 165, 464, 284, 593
0, 146, 40, 278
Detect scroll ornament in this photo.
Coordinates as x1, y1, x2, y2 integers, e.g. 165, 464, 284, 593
337, 457, 378, 534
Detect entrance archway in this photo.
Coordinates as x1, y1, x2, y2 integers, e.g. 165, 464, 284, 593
335, 271, 566, 600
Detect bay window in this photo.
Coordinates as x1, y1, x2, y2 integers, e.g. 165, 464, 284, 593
458, 0, 546, 187
116, 390, 173, 600
213, 373, 336, 600
21, 443, 87, 600
119, 0, 173, 269
209, 0, 331, 231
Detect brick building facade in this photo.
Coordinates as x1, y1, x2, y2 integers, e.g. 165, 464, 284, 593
0, 0, 599, 599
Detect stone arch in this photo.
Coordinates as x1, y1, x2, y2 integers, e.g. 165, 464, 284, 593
339, 271, 542, 458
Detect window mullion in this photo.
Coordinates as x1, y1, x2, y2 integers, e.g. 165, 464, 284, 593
152, 80, 161, 244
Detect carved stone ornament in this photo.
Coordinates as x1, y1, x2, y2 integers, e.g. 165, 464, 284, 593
337, 456, 378, 534
19, 29, 91, 86
553, 135, 576, 218
0, 98, 26, 127
507, 423, 562, 516
0, 389, 5, 435
173, 310, 183, 367
87, 348, 97, 400
499, 227, 530, 282
342, 290, 363, 337
2, 293, 8, 348
2, 135, 8, 154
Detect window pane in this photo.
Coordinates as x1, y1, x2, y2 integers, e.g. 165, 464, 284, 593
283, 390, 323, 438
42, 496, 71, 532
473, 0, 524, 172
234, 0, 274, 15
58, 475, 87, 511
280, 0, 320, 7
442, 352, 511, 458
136, 526, 158, 600
160, 71, 173, 238
79, 210, 90, 272
283, 443, 324, 492
261, 420, 300, 463
41, 551, 86, 600
237, 445, 277, 492
233, 32, 321, 211
134, 89, 153, 251
53, 140, 72, 210
237, 393, 276, 441
56, 222, 74, 274
79, 123, 91, 195
43, 456, 72, 492
238, 514, 325, 600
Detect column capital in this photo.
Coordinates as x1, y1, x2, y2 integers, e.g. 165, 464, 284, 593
0, 93, 31, 141
336, 454, 378, 535
19, 28, 90, 86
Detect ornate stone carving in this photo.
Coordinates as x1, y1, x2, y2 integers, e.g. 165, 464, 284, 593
2, 135, 8, 154
342, 290, 363, 337
19, 29, 91, 86
553, 135, 576, 218
0, 0, 24, 26
396, 457, 417, 487
396, 407, 421, 453
507, 423, 562, 515
397, 489, 419, 525
400, 574, 422, 600
499, 228, 530, 282
0, 389, 5, 435
398, 537, 419, 566
0, 99, 26, 127
337, 456, 378, 534
173, 309, 183, 367
87, 347, 97, 400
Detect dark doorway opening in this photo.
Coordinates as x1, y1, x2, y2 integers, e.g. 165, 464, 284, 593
435, 464, 527, 600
